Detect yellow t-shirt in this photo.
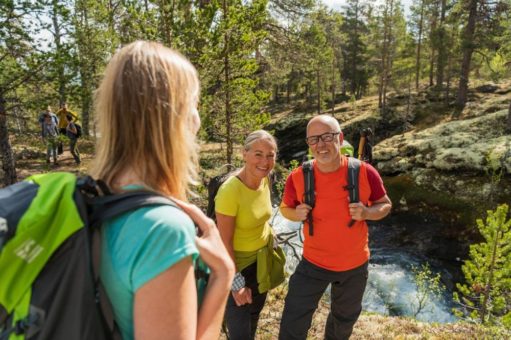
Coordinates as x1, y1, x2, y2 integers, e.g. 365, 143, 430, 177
56, 109, 78, 129
215, 176, 272, 252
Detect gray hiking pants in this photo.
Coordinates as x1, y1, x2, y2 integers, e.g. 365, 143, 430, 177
279, 259, 368, 340
46, 138, 58, 162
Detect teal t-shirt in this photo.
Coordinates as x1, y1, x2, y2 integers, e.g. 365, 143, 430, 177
99, 204, 199, 340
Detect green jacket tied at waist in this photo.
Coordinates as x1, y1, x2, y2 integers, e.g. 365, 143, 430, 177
234, 235, 286, 294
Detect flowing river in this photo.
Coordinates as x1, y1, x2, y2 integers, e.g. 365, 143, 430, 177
271, 209, 457, 323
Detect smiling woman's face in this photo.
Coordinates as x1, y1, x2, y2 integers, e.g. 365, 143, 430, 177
243, 139, 276, 179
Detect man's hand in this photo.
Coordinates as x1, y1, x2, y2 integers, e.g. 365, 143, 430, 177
294, 203, 312, 221
349, 202, 367, 221
349, 195, 392, 221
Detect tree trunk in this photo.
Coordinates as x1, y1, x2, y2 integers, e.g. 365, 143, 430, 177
507, 101, 511, 133
406, 72, 412, 121
456, 0, 478, 108
428, 3, 438, 87
351, 1, 359, 96
428, 49, 435, 87
286, 77, 291, 104
0, 92, 16, 186
379, 4, 389, 110
316, 68, 321, 115
51, 0, 66, 105
435, 0, 447, 89
415, 0, 425, 90
381, 0, 393, 113
384, 0, 394, 112
378, 78, 383, 108
331, 54, 336, 114
223, 0, 232, 164
78, 1, 91, 135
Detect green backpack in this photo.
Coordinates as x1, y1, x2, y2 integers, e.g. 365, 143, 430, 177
0, 172, 208, 340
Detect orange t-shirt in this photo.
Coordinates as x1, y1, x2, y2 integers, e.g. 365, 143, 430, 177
283, 157, 374, 271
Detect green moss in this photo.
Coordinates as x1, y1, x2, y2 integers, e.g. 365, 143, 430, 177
384, 175, 479, 226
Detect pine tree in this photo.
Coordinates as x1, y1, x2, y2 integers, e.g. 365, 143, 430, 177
0, 0, 45, 185
72, 0, 113, 136
301, 7, 335, 114
409, 0, 427, 90
453, 204, 511, 325
341, 0, 369, 99
200, 0, 270, 164
322, 10, 343, 111
46, 0, 74, 105
370, 0, 406, 112
264, 0, 316, 105
434, 0, 448, 89
455, 0, 478, 108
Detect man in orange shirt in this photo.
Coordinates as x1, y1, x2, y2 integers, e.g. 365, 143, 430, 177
279, 115, 392, 340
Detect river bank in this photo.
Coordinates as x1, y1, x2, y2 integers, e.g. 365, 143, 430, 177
228, 284, 510, 339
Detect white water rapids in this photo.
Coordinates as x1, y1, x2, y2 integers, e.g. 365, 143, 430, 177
271, 209, 457, 323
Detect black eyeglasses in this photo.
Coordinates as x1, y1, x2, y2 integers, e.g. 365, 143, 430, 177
305, 132, 340, 145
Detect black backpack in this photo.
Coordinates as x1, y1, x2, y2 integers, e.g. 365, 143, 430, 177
74, 123, 82, 138
0, 172, 208, 340
302, 157, 361, 236
206, 168, 240, 221
206, 168, 275, 222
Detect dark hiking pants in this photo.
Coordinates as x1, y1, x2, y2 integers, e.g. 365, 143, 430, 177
224, 262, 268, 340
279, 259, 368, 340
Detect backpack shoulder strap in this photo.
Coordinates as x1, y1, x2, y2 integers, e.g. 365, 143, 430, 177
206, 167, 241, 220
87, 191, 180, 340
346, 157, 361, 203
346, 157, 361, 227
302, 160, 315, 207
88, 191, 178, 227
302, 160, 315, 236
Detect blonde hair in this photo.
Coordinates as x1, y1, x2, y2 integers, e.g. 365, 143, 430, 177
91, 41, 200, 200
243, 130, 278, 152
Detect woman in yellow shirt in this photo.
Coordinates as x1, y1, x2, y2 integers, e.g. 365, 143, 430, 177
215, 130, 284, 340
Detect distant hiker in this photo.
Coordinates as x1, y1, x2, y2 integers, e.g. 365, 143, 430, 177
278, 115, 392, 340
358, 127, 373, 164
65, 114, 81, 165
54, 103, 77, 154
56, 102, 78, 135
38, 105, 58, 127
215, 130, 285, 340
41, 112, 59, 164
91, 41, 234, 339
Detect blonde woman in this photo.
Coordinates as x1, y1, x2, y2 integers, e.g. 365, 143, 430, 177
215, 130, 285, 340
92, 41, 234, 340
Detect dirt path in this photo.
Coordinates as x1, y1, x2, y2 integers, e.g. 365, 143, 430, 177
13, 135, 93, 181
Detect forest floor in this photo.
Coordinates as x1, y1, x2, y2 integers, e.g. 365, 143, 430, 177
246, 285, 510, 339
249, 285, 511, 340
13, 133, 94, 181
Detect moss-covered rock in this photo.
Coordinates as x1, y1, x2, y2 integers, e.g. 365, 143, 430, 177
375, 110, 510, 174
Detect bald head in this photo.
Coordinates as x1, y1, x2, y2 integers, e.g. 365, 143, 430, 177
307, 115, 341, 135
